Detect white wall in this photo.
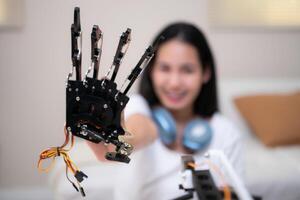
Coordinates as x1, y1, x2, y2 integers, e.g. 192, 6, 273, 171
0, 0, 299, 189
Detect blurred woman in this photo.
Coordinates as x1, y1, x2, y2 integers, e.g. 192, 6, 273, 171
88, 22, 243, 200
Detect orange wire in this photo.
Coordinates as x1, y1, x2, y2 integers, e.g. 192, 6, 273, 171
37, 125, 78, 175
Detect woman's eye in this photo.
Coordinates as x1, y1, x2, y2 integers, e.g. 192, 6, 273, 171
181, 65, 195, 74
158, 64, 170, 72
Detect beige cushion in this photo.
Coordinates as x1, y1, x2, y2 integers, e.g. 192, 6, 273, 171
234, 91, 300, 147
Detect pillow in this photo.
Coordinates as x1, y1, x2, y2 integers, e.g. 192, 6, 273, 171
234, 91, 300, 147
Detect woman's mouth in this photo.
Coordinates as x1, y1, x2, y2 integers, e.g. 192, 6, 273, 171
163, 91, 187, 103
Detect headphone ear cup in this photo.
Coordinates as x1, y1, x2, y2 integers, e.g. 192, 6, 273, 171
152, 107, 177, 145
182, 119, 212, 151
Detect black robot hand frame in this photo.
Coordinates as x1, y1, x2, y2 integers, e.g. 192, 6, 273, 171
66, 7, 159, 163
38, 7, 162, 197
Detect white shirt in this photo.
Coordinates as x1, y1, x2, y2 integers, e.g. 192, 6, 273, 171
115, 94, 244, 200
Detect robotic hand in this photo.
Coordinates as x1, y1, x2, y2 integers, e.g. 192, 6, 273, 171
38, 7, 160, 197
66, 7, 157, 164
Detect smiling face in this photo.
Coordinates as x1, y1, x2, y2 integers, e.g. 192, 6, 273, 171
151, 39, 209, 114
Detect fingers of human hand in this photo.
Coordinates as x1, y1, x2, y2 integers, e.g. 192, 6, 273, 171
121, 111, 125, 128
86, 141, 108, 161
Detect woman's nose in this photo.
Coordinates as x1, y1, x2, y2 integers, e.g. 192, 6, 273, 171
167, 72, 181, 88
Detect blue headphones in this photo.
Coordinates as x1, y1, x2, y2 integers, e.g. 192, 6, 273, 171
152, 107, 213, 151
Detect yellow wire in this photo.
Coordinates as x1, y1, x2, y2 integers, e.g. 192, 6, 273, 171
37, 125, 78, 176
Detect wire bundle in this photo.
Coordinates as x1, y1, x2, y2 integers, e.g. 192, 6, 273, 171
38, 125, 87, 197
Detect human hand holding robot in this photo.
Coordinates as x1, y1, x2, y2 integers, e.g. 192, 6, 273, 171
38, 7, 160, 196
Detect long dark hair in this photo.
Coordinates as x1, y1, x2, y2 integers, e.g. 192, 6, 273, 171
139, 22, 218, 117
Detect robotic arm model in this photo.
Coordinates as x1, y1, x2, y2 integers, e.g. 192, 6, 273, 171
173, 152, 253, 200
